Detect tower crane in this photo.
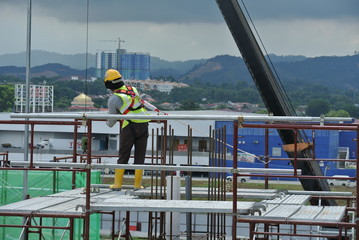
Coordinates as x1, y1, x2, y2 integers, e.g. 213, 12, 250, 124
99, 37, 125, 50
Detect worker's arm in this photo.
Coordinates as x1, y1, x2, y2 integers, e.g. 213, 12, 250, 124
106, 95, 123, 127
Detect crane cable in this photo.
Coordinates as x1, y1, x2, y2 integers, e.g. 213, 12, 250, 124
239, 0, 295, 114
239, 0, 311, 145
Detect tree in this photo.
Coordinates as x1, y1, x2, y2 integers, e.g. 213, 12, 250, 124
0, 85, 14, 112
343, 104, 359, 118
325, 110, 350, 117
305, 99, 330, 116
179, 99, 199, 110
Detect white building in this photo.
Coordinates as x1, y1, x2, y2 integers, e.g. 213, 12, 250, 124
125, 79, 189, 93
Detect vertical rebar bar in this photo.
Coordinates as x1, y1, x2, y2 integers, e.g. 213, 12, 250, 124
83, 120, 92, 240
72, 120, 78, 189
356, 125, 359, 239
159, 125, 166, 238
125, 211, 130, 240
185, 176, 192, 240
293, 129, 298, 176
312, 129, 316, 160
30, 124, 34, 168
265, 128, 269, 189
186, 125, 192, 240
207, 126, 213, 239
221, 125, 227, 237
232, 121, 238, 240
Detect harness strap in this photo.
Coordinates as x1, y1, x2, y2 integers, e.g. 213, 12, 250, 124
114, 86, 144, 114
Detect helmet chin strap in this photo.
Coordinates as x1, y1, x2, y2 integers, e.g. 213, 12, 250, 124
104, 80, 124, 90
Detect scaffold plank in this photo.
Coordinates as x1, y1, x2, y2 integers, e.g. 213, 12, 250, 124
79, 198, 256, 214
0, 196, 78, 214
280, 195, 311, 204
263, 194, 310, 205
49, 188, 136, 200
40, 199, 84, 214
288, 206, 323, 221
314, 206, 346, 222
262, 204, 301, 219
132, 188, 278, 199
0, 188, 348, 223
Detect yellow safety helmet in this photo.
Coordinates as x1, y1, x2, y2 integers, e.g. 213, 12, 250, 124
104, 69, 122, 82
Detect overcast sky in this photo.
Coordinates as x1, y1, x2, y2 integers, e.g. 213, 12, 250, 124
0, 0, 358, 61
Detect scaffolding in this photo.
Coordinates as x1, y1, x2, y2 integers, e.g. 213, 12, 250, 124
14, 84, 54, 113
0, 113, 358, 239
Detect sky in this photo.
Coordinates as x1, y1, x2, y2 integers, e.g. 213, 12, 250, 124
0, 0, 358, 61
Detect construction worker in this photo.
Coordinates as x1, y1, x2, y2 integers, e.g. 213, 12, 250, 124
104, 69, 158, 190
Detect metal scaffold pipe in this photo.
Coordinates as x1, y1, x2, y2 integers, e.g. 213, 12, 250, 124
10, 112, 353, 123
8, 162, 301, 175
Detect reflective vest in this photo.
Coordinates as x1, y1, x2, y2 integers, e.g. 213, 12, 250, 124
113, 85, 150, 128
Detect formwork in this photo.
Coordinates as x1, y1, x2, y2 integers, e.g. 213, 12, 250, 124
0, 113, 357, 240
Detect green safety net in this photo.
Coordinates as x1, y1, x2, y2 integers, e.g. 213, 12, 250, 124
0, 170, 101, 240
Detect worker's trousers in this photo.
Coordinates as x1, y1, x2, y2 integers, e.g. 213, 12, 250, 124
117, 121, 149, 165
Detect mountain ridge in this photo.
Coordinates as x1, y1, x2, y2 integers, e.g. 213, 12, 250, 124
0, 51, 358, 89
179, 54, 359, 88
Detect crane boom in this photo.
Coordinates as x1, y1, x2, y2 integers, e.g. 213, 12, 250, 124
216, 0, 335, 205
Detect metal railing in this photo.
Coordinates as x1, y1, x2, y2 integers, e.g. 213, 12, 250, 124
0, 113, 357, 239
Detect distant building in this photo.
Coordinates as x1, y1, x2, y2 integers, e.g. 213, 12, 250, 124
96, 51, 118, 79
124, 79, 189, 93
68, 93, 98, 111
118, 49, 150, 80
96, 49, 150, 80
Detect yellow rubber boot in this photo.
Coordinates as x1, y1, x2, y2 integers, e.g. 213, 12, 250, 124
110, 169, 125, 190
133, 169, 144, 190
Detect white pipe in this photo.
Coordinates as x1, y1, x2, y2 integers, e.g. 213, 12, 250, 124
10, 112, 353, 123
9, 162, 301, 175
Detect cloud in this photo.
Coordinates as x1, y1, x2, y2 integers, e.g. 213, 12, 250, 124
0, 0, 358, 61
243, 0, 358, 20
2, 0, 221, 24
253, 17, 359, 57
3, 0, 358, 24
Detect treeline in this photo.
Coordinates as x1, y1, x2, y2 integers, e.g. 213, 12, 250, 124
145, 81, 261, 106
0, 75, 359, 118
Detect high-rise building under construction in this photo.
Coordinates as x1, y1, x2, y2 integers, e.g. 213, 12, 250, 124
96, 48, 150, 80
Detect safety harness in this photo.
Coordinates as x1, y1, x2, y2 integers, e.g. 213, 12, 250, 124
114, 85, 144, 115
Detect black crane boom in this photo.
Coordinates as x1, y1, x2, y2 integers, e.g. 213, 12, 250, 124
216, 0, 335, 205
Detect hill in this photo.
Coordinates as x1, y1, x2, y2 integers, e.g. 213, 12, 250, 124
274, 55, 359, 88
0, 51, 205, 76
178, 55, 252, 85
0, 50, 96, 69
150, 56, 206, 79
179, 54, 359, 89
0, 63, 96, 80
